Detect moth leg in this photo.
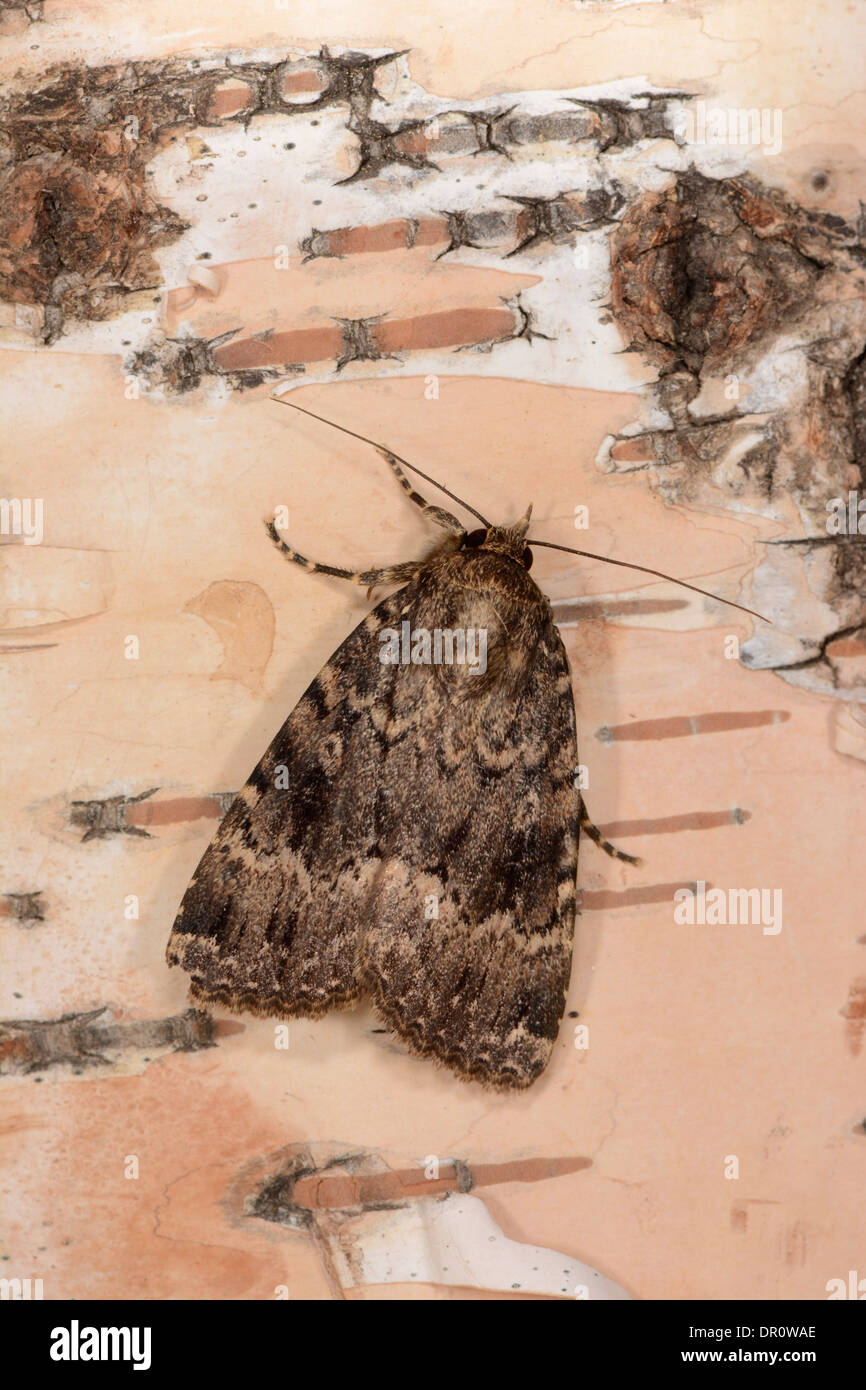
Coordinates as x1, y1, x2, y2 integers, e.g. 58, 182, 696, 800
579, 797, 642, 866
373, 444, 465, 535
266, 520, 420, 588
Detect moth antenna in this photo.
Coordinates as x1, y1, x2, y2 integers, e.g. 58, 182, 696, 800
528, 540, 772, 624
271, 394, 492, 528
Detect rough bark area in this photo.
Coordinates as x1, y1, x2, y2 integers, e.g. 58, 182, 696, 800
2, 1, 864, 1306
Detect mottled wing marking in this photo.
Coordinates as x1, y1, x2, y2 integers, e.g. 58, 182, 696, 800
167, 549, 581, 1088
361, 568, 580, 1089
166, 585, 414, 1018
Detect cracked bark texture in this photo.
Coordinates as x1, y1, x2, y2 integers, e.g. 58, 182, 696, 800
0, 1007, 216, 1074
605, 172, 866, 693
1, 0, 864, 1306
1, 46, 862, 696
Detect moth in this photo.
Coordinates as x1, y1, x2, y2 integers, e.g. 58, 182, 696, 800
167, 399, 764, 1089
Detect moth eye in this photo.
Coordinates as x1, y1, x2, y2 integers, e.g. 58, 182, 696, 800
522, 547, 534, 570
464, 529, 487, 548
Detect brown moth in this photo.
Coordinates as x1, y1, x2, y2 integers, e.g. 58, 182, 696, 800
166, 400, 764, 1089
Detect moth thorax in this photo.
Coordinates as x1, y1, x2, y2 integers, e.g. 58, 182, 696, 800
465, 512, 534, 569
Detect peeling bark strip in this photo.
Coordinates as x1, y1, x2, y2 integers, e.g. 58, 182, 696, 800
552, 597, 688, 623
1, 891, 45, 924
241, 1144, 621, 1300
291, 1159, 473, 1214
335, 87, 682, 186
596, 710, 791, 742
249, 1147, 592, 1229
0, 1007, 216, 1074
126, 330, 303, 395
300, 215, 445, 260
300, 189, 624, 263
579, 880, 701, 912
209, 306, 529, 378
68, 788, 236, 837
68, 787, 159, 840
135, 297, 544, 392
598, 808, 750, 837
125, 790, 238, 828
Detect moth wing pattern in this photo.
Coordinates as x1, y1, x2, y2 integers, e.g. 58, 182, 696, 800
360, 554, 581, 1088
167, 584, 416, 1020
167, 550, 581, 1089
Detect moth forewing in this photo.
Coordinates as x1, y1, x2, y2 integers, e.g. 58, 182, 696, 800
168, 409, 644, 1088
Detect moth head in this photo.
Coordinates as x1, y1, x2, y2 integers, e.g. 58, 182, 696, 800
462, 504, 534, 570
